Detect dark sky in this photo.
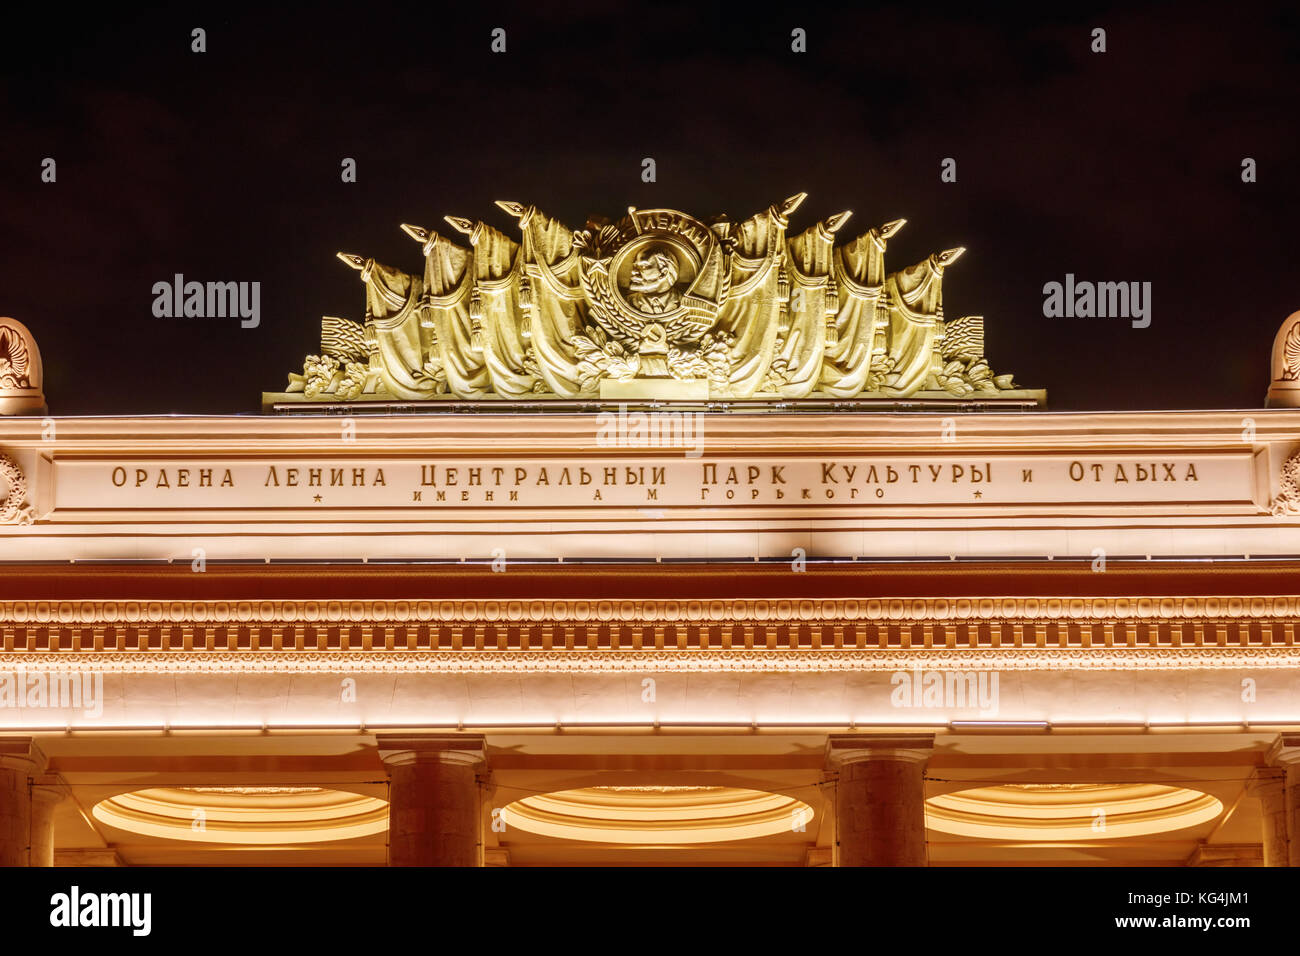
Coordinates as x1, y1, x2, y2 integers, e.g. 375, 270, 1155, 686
2, 1, 1297, 415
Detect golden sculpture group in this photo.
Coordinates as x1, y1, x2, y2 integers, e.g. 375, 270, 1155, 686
282, 193, 1019, 402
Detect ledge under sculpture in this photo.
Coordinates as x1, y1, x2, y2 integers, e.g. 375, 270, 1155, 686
269, 194, 1038, 406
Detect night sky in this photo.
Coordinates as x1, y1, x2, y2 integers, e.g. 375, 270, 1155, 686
2, 1, 1297, 415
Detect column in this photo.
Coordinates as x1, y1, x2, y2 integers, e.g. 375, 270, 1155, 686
825, 734, 934, 867
1268, 733, 1300, 866
479, 774, 511, 866
0, 738, 46, 867
377, 734, 486, 867
29, 778, 67, 868
1248, 767, 1288, 867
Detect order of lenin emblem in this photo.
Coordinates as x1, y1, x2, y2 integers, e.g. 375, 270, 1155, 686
577, 208, 732, 378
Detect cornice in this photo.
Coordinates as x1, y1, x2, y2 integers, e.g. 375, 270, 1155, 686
2, 597, 1295, 666
0, 646, 1297, 673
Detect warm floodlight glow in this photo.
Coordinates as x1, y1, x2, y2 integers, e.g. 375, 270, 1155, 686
502, 786, 814, 844
925, 783, 1223, 841
92, 786, 388, 844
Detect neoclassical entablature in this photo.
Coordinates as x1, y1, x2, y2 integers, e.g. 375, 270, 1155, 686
0, 409, 1299, 560
3, 592, 1299, 731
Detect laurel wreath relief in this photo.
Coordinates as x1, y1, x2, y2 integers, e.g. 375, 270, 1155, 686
1272, 452, 1300, 516
0, 453, 34, 525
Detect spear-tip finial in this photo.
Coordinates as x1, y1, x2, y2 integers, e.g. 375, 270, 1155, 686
400, 223, 430, 243
780, 192, 808, 217
444, 215, 475, 238
879, 218, 907, 239
935, 246, 966, 270
825, 209, 853, 234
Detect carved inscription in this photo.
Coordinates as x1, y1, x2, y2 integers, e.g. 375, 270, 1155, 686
49, 453, 1254, 514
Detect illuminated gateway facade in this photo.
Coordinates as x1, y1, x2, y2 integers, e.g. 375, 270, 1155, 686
2, 199, 1300, 867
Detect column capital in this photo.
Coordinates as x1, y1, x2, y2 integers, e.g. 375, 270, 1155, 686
803, 847, 833, 867
1186, 843, 1264, 867
0, 737, 47, 775
825, 733, 935, 767
30, 774, 68, 807
1266, 733, 1300, 766
1248, 766, 1286, 795
54, 848, 123, 867
376, 734, 486, 768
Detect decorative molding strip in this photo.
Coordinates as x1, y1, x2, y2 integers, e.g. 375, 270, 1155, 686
0, 646, 1298, 673
2, 596, 1296, 663
1, 617, 1295, 658
3, 595, 1299, 625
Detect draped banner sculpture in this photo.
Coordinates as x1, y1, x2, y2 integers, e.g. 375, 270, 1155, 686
275, 194, 1028, 403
